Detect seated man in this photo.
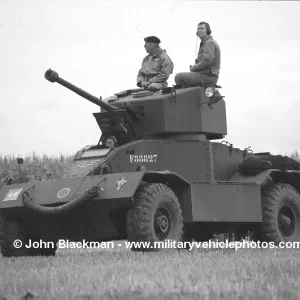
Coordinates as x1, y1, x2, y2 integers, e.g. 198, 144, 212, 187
175, 22, 221, 88
137, 36, 174, 90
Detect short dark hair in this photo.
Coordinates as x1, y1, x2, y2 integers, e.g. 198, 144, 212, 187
198, 22, 211, 35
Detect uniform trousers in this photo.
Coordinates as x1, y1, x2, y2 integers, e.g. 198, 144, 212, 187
175, 71, 218, 87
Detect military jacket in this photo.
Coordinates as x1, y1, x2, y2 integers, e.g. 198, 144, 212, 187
137, 49, 174, 85
194, 36, 220, 77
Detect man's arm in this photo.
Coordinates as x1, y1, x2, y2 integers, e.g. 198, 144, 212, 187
148, 57, 174, 84
193, 42, 216, 71
137, 56, 148, 87
137, 68, 146, 86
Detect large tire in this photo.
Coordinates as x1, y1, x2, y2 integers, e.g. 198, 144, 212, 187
0, 217, 56, 257
258, 183, 300, 244
126, 183, 183, 251
30, 239, 57, 257
0, 217, 32, 257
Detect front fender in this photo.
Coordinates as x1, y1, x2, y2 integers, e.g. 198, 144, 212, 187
142, 170, 190, 186
0, 172, 145, 209
0, 170, 190, 211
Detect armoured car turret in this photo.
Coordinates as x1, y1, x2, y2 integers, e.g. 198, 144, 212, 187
45, 69, 226, 146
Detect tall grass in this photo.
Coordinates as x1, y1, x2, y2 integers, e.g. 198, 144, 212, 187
0, 150, 299, 185
0, 152, 74, 184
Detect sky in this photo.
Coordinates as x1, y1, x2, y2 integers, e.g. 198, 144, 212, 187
1, 0, 300, 157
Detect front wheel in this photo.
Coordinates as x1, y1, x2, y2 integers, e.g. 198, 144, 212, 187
0, 217, 33, 257
126, 183, 183, 251
0, 217, 57, 257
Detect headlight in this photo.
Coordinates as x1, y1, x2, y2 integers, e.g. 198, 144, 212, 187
205, 87, 215, 97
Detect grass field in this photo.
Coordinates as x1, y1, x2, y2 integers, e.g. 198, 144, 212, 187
0, 244, 300, 300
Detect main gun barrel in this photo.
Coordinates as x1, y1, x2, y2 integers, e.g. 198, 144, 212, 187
44, 69, 118, 111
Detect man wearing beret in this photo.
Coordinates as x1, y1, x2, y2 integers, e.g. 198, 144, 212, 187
137, 36, 174, 90
175, 22, 221, 87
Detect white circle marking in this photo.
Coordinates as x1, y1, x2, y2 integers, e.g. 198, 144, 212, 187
57, 188, 71, 199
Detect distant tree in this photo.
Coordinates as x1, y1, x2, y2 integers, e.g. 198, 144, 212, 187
289, 150, 300, 163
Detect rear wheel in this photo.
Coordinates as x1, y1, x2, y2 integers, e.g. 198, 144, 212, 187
258, 183, 300, 244
126, 183, 183, 251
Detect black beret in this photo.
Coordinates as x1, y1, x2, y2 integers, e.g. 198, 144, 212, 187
144, 36, 161, 43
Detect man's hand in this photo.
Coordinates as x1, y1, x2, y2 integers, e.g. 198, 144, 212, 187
141, 82, 149, 88
137, 81, 148, 88
148, 83, 161, 90
190, 65, 196, 72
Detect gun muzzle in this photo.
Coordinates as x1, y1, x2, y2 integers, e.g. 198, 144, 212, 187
44, 69, 59, 83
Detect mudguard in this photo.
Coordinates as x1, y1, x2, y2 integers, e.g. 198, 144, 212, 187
229, 169, 279, 185
0, 172, 145, 209
0, 170, 189, 210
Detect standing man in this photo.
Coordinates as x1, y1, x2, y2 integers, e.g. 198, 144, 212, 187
175, 22, 221, 87
137, 36, 174, 90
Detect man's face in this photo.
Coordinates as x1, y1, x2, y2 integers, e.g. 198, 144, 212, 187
106, 139, 114, 149
144, 42, 155, 53
197, 24, 207, 38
